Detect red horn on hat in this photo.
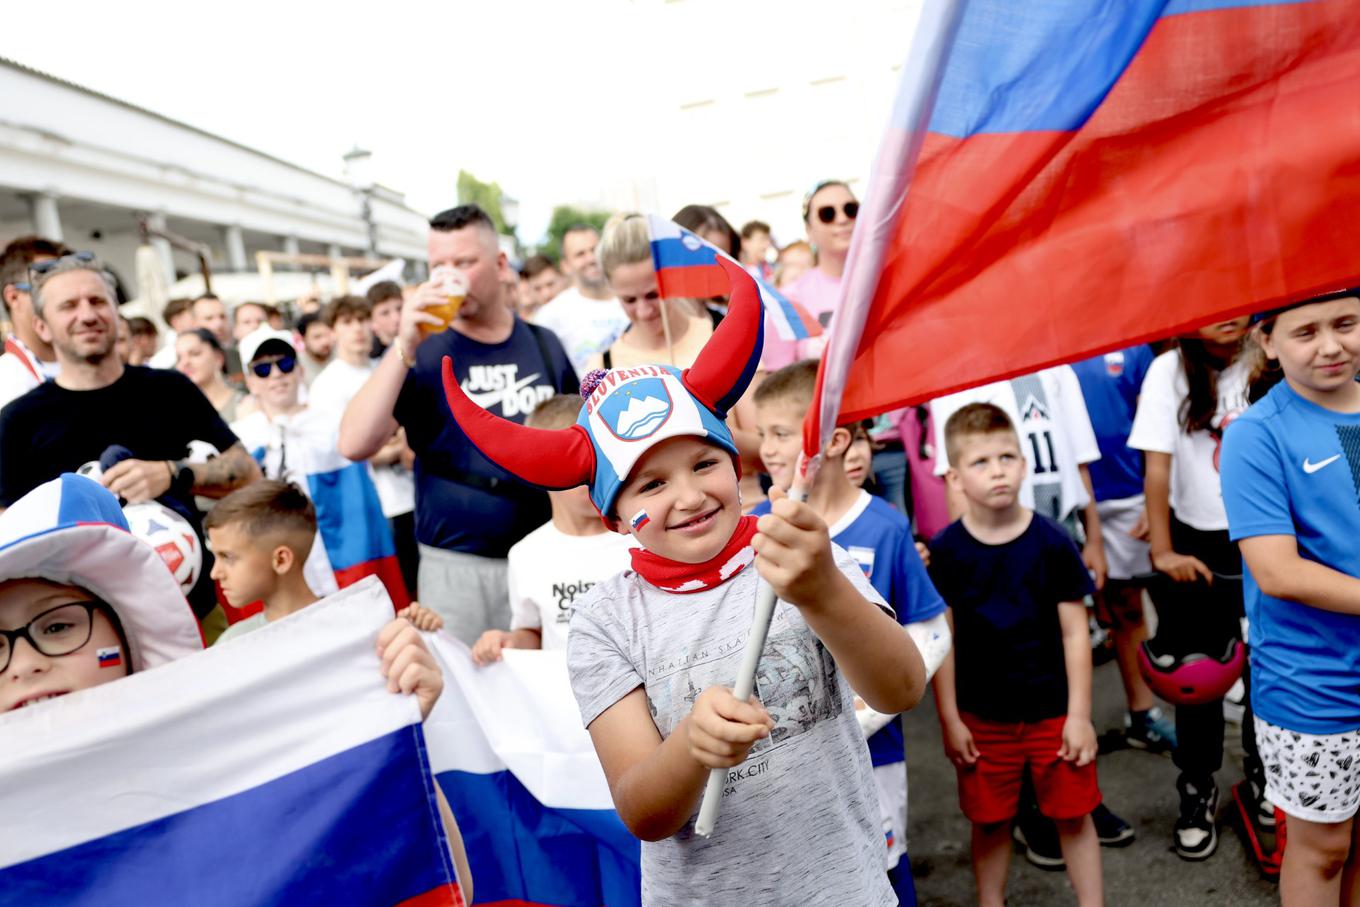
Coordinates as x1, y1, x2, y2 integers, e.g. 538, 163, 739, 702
440, 356, 595, 489
681, 256, 765, 416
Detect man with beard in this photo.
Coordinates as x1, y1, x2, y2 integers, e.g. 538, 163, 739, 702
531, 224, 626, 375
0, 253, 261, 625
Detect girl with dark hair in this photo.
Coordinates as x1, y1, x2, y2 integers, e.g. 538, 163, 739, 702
1128, 316, 1262, 862
175, 328, 244, 422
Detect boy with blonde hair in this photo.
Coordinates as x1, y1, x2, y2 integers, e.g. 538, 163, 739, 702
207, 481, 436, 645
931, 403, 1103, 907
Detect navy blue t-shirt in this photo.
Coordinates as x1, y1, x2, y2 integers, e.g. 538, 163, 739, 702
1070, 345, 1153, 502
753, 491, 945, 765
394, 319, 578, 557
928, 514, 1094, 723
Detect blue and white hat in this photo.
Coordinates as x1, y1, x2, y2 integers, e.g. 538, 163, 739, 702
441, 256, 764, 522
0, 475, 203, 671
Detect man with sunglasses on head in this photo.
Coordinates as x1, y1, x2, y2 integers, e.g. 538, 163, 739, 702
0, 236, 71, 413
0, 252, 261, 630
759, 179, 860, 372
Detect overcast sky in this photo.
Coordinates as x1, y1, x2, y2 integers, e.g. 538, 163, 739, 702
1, 0, 916, 242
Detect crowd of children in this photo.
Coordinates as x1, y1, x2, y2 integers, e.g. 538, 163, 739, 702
3, 223, 1359, 907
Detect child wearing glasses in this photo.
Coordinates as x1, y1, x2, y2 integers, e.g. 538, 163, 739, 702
0, 473, 470, 898
229, 326, 410, 608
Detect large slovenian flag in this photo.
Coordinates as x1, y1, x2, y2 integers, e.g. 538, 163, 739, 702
424, 635, 642, 907
646, 215, 823, 342
808, 0, 1360, 447
0, 578, 459, 906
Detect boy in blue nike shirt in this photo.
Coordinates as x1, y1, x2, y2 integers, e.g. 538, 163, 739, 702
753, 360, 952, 905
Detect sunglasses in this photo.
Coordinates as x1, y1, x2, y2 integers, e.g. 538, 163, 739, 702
814, 202, 859, 224
21, 251, 98, 292
250, 355, 297, 378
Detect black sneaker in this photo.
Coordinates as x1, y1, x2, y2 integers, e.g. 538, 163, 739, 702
1092, 802, 1136, 847
1012, 811, 1066, 871
1175, 777, 1219, 861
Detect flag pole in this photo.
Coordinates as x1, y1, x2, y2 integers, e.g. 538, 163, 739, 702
693, 0, 969, 838
694, 454, 818, 839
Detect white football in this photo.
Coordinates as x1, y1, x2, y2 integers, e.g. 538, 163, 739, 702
123, 501, 202, 593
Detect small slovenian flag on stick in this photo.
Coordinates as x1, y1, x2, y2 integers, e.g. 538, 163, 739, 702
96, 646, 122, 668
645, 215, 822, 342
630, 510, 651, 531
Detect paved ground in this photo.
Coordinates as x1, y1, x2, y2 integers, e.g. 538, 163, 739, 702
904, 657, 1281, 906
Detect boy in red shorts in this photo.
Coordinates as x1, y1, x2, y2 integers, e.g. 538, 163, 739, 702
929, 403, 1104, 907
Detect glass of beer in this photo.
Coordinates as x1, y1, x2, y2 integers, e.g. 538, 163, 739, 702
421, 267, 467, 335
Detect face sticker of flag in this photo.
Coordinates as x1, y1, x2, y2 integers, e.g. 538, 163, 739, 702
96, 646, 122, 669
630, 509, 651, 531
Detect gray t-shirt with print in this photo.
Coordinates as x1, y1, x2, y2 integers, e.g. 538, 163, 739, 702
568, 544, 896, 907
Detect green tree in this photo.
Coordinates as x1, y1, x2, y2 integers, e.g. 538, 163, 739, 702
538, 205, 611, 262
456, 170, 514, 237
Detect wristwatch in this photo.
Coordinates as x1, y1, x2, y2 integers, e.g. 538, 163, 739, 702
171, 459, 195, 496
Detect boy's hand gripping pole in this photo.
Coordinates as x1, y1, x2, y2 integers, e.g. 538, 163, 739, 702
694, 453, 818, 838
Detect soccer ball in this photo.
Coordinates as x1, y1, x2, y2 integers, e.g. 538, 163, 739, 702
123, 501, 202, 593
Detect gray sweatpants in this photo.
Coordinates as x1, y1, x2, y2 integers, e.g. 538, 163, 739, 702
416, 544, 510, 646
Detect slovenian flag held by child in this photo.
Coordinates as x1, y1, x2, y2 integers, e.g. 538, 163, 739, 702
646, 215, 821, 342
0, 579, 458, 906
424, 634, 642, 907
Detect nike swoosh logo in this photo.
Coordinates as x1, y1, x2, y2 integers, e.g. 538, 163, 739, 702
1303, 454, 1342, 474
463, 373, 542, 410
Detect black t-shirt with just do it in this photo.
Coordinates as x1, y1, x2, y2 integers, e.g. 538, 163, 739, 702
394, 318, 578, 558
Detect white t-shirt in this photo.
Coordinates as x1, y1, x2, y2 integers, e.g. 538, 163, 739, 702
309, 357, 416, 518
932, 366, 1100, 523
507, 521, 637, 651
531, 286, 627, 377
0, 335, 58, 406
1127, 348, 1249, 531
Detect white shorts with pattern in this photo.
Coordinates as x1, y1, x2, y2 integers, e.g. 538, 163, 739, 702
1255, 716, 1360, 823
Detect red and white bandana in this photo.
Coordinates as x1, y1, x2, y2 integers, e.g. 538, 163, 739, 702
629, 516, 759, 594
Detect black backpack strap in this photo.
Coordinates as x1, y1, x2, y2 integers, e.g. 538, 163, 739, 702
602, 348, 612, 370
523, 320, 555, 376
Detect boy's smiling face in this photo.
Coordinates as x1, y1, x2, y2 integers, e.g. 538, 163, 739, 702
1, 578, 128, 713
614, 436, 741, 564
755, 398, 806, 492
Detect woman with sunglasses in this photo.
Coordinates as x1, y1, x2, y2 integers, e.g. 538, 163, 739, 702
760, 180, 860, 373
175, 328, 245, 423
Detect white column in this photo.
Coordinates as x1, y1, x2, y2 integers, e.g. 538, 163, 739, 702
282, 236, 301, 258
222, 225, 248, 271
326, 243, 344, 261
145, 212, 176, 288
29, 192, 63, 242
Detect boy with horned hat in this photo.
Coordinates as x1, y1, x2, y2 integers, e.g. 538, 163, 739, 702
442, 255, 926, 905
